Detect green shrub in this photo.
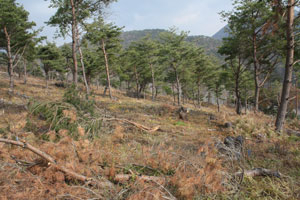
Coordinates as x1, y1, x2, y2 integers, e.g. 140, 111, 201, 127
63, 84, 95, 115
27, 86, 102, 140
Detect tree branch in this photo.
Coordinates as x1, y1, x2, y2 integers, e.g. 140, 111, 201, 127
235, 168, 281, 178
0, 138, 114, 189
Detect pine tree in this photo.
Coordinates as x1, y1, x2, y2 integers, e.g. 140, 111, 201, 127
38, 43, 64, 89
47, 0, 116, 90
159, 28, 189, 105
0, 0, 36, 91
86, 18, 123, 99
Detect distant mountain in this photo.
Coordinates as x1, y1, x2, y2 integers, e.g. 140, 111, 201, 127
120, 29, 165, 48
120, 29, 222, 59
212, 25, 229, 40
185, 35, 222, 59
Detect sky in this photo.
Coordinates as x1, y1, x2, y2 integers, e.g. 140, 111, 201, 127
16, 0, 233, 45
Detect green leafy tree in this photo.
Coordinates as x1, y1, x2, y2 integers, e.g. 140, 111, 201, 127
222, 0, 282, 112
47, 0, 116, 90
127, 36, 161, 100
219, 31, 249, 114
159, 28, 190, 105
86, 18, 123, 99
275, 0, 300, 131
0, 0, 37, 91
38, 43, 63, 89
21, 36, 44, 84
60, 43, 73, 81
192, 51, 214, 107
205, 67, 227, 112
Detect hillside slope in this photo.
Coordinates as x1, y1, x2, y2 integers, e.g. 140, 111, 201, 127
0, 73, 299, 199
120, 29, 223, 59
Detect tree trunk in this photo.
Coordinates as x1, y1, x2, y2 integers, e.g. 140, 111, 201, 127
254, 85, 260, 112
77, 40, 90, 95
172, 83, 176, 104
4, 26, 14, 91
295, 76, 299, 119
236, 93, 242, 115
275, 0, 295, 131
127, 80, 130, 92
134, 65, 139, 98
235, 62, 242, 115
150, 63, 155, 101
296, 77, 298, 117
208, 92, 211, 104
96, 79, 99, 90
216, 89, 220, 112
45, 70, 49, 90
197, 83, 201, 107
70, 0, 78, 86
245, 98, 248, 114
24, 59, 27, 84
174, 66, 181, 105
101, 39, 112, 99
253, 32, 260, 112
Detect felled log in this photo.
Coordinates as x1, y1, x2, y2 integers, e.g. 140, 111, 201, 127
235, 168, 281, 178
286, 129, 300, 137
0, 138, 114, 189
0, 98, 27, 110
114, 174, 166, 185
105, 118, 160, 133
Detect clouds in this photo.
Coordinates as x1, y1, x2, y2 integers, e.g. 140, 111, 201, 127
109, 0, 233, 36
173, 13, 199, 25
15, 0, 233, 45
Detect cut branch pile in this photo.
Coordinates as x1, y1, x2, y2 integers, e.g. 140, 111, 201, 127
0, 138, 114, 189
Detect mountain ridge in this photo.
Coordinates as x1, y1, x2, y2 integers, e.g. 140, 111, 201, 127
212, 25, 229, 40
120, 29, 223, 59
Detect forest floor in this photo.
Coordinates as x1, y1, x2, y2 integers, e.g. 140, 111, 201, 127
0, 72, 300, 200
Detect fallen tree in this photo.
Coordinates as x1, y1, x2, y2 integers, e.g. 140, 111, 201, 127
286, 129, 300, 137
236, 168, 281, 178
105, 118, 160, 133
114, 174, 166, 184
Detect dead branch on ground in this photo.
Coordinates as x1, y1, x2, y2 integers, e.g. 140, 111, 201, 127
105, 118, 160, 133
0, 138, 114, 190
235, 168, 281, 178
286, 129, 300, 137
114, 174, 166, 185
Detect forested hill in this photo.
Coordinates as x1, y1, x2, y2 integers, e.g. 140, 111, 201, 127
120, 29, 223, 58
